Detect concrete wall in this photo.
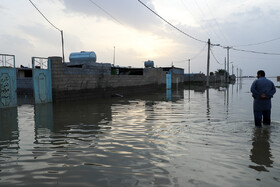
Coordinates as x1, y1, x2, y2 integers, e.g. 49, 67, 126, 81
184, 74, 231, 84
170, 68, 184, 75
184, 74, 206, 83
172, 74, 184, 88
65, 62, 111, 75
50, 57, 167, 101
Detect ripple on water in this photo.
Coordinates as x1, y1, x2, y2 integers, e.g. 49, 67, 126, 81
1, 79, 280, 186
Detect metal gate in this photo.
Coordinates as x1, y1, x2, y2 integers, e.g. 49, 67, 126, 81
32, 57, 52, 104
0, 54, 17, 108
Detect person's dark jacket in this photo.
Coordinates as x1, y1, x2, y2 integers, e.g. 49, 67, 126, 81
251, 77, 276, 111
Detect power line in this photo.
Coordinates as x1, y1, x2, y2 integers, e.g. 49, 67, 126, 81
29, 0, 280, 60
173, 43, 207, 64
232, 37, 280, 47
210, 48, 222, 65
192, 0, 224, 44
190, 43, 207, 60
216, 43, 280, 56
85, 1, 280, 59
28, 0, 61, 31
179, 0, 213, 40
28, 0, 65, 62
137, 0, 207, 44
88, 0, 121, 24
204, 0, 232, 45
231, 47, 280, 55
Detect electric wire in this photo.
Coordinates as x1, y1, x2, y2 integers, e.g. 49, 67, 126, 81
91, 1, 280, 57
173, 43, 207, 64
29, 0, 280, 59
192, 0, 224, 44
231, 47, 280, 55
137, 1, 280, 57
216, 43, 280, 56
137, 0, 207, 44
28, 0, 61, 32
210, 48, 222, 65
190, 43, 208, 60
204, 0, 232, 45
88, 0, 121, 24
232, 37, 280, 47
179, 0, 213, 40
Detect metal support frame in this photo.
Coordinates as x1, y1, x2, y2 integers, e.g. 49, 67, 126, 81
0, 54, 15, 68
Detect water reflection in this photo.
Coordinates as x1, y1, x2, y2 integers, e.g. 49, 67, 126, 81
206, 88, 210, 120
30, 95, 175, 186
166, 89, 184, 102
1, 79, 280, 186
184, 84, 207, 93
34, 103, 54, 130
0, 107, 18, 152
34, 103, 54, 153
166, 89, 172, 101
52, 99, 112, 133
249, 127, 273, 172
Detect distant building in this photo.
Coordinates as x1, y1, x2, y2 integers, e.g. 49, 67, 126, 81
184, 73, 206, 83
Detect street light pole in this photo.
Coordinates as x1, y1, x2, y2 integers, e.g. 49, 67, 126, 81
113, 46, 116, 66
224, 57, 226, 82
224, 46, 232, 83
188, 59, 191, 84
61, 30, 65, 63
206, 39, 211, 87
227, 47, 230, 83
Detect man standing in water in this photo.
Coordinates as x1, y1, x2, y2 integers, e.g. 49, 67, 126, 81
251, 70, 276, 127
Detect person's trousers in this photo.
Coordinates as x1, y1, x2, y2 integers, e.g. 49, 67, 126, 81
254, 110, 271, 127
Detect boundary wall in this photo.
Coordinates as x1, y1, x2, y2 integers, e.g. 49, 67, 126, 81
50, 57, 168, 101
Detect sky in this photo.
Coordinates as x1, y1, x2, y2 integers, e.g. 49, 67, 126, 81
0, 0, 280, 76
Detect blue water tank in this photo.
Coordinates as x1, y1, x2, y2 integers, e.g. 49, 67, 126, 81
144, 60, 154, 68
69, 51, 97, 63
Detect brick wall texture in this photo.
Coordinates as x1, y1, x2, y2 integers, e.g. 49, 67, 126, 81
50, 57, 180, 101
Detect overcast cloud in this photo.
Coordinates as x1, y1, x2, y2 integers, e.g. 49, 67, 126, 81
0, 0, 280, 76
62, 0, 161, 31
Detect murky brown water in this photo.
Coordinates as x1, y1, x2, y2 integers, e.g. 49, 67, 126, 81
1, 78, 280, 186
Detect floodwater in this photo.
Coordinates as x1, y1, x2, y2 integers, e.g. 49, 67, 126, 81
1, 78, 280, 187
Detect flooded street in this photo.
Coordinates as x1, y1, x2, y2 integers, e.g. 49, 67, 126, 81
1, 78, 280, 186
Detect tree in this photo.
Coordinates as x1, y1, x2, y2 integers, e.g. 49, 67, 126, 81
215, 69, 228, 76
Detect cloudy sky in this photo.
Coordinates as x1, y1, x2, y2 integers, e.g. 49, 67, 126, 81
1, 0, 280, 76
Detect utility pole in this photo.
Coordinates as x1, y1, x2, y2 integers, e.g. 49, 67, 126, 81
188, 59, 191, 84
232, 64, 234, 75
227, 47, 230, 83
113, 46, 116, 66
224, 46, 232, 83
237, 67, 239, 78
206, 39, 211, 87
188, 59, 190, 74
61, 30, 65, 63
224, 57, 226, 82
